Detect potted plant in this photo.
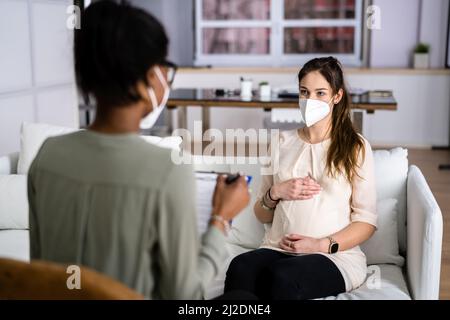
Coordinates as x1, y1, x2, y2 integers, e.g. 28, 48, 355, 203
413, 43, 430, 69
259, 81, 271, 98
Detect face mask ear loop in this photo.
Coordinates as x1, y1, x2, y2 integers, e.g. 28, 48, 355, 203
154, 66, 169, 92
147, 66, 169, 111
147, 87, 158, 112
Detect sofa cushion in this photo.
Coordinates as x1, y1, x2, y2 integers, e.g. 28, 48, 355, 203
0, 230, 29, 262
320, 264, 410, 300
17, 122, 182, 174
0, 175, 28, 230
228, 158, 265, 249
17, 123, 77, 174
0, 152, 19, 175
360, 198, 404, 266
192, 156, 266, 249
372, 148, 408, 253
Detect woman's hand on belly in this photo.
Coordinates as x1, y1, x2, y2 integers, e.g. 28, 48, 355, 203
271, 176, 322, 201
279, 234, 328, 254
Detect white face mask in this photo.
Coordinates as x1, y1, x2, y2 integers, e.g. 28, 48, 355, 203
140, 66, 170, 130
299, 97, 334, 127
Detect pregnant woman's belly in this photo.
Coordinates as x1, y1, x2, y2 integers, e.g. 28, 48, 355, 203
280, 198, 351, 238
265, 184, 352, 245
265, 153, 354, 247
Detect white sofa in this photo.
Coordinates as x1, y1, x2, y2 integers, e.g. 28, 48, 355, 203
0, 126, 443, 300
192, 150, 443, 300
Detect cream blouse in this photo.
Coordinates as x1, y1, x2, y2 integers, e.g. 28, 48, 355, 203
257, 129, 377, 292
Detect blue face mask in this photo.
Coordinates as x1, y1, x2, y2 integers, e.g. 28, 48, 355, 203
140, 66, 170, 130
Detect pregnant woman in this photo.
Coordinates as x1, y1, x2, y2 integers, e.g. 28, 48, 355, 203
224, 57, 378, 300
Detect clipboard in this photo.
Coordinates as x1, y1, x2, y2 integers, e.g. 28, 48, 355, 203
195, 171, 252, 235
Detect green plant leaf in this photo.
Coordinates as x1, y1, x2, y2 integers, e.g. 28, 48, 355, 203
414, 43, 430, 53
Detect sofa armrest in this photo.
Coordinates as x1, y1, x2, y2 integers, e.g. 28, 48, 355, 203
0, 152, 19, 174
406, 165, 443, 300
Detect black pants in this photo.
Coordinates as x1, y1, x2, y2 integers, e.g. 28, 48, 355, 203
223, 248, 346, 300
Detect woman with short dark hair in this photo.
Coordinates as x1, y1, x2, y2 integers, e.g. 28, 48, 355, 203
28, 0, 249, 299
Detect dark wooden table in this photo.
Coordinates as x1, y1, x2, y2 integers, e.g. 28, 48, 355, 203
167, 88, 397, 133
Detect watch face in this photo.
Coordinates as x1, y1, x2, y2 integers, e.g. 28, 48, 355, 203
331, 243, 339, 254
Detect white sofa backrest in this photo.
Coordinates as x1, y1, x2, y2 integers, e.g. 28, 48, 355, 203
17, 123, 77, 174
0, 175, 28, 230
16, 122, 183, 175
0, 152, 19, 175
372, 148, 408, 253
192, 156, 266, 249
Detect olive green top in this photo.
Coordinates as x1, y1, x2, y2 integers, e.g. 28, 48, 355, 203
28, 130, 227, 299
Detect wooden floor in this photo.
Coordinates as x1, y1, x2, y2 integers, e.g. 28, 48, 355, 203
406, 148, 450, 299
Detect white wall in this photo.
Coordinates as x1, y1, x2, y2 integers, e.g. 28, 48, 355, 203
172, 69, 450, 148
130, 0, 194, 66
370, 0, 420, 68
1, 0, 447, 154
370, 0, 450, 68
347, 72, 450, 147
0, 0, 78, 156
419, 0, 450, 68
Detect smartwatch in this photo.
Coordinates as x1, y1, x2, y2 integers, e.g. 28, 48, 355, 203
327, 236, 339, 254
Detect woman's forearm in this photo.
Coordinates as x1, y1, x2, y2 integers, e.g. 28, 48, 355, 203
319, 222, 376, 253
254, 201, 274, 224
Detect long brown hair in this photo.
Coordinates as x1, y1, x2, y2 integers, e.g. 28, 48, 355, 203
298, 57, 365, 183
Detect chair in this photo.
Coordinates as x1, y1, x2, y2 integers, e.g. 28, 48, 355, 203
0, 258, 144, 300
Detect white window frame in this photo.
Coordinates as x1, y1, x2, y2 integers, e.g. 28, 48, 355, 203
194, 0, 364, 67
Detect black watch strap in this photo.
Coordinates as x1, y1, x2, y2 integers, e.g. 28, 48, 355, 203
327, 236, 339, 254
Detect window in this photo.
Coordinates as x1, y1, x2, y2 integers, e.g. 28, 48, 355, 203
195, 0, 364, 66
